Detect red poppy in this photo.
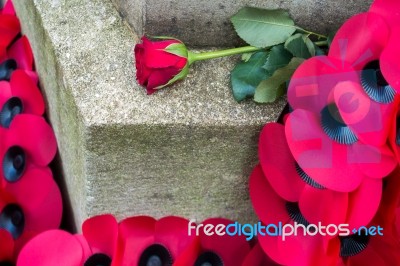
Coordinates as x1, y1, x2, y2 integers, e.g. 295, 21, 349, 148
241, 242, 280, 266
0, 229, 14, 264
0, 114, 57, 185
0, 166, 62, 261
284, 108, 396, 192
0, 0, 15, 15
175, 218, 251, 266
0, 70, 44, 128
249, 165, 340, 266
113, 216, 197, 266
17, 215, 118, 266
0, 14, 20, 50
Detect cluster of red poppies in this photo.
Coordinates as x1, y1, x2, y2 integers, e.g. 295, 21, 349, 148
251, 0, 400, 265
16, 214, 281, 265
0, 1, 62, 264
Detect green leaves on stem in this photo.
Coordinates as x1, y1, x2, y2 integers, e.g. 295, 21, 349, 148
230, 6, 329, 103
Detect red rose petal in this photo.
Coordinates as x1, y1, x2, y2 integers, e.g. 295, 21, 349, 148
17, 230, 84, 266
285, 109, 364, 192
259, 123, 304, 202
82, 214, 118, 257
142, 37, 186, 69
329, 12, 389, 69
147, 67, 180, 90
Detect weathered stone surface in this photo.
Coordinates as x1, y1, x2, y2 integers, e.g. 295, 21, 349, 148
113, 0, 373, 47
13, 0, 285, 228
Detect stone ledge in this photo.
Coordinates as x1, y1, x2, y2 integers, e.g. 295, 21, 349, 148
13, 0, 285, 228
112, 0, 372, 47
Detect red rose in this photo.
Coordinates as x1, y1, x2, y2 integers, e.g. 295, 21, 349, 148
134, 36, 189, 94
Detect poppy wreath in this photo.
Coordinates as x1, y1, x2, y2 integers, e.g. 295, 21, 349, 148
252, 0, 400, 265
0, 1, 62, 264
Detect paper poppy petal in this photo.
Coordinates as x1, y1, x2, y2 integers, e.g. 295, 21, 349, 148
241, 242, 280, 266
5, 167, 62, 232
258, 229, 286, 265
329, 12, 389, 69
285, 109, 364, 192
299, 185, 348, 227
287, 56, 358, 113
7, 114, 57, 166
259, 123, 304, 202
334, 80, 396, 146
351, 141, 397, 179
82, 214, 118, 257
199, 218, 250, 266
0, 229, 14, 261
1, 0, 16, 15
370, 0, 400, 28
74, 234, 93, 263
249, 165, 290, 225
116, 216, 156, 265
10, 70, 45, 116
155, 216, 197, 260
277, 228, 340, 266
7, 36, 34, 71
380, 26, 400, 93
17, 230, 84, 266
0, 15, 20, 48
346, 178, 382, 230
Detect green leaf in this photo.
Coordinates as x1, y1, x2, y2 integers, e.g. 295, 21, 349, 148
314, 44, 326, 56
165, 43, 188, 58
254, 57, 304, 103
263, 44, 292, 75
231, 7, 297, 48
327, 31, 336, 48
284, 34, 315, 59
230, 51, 269, 102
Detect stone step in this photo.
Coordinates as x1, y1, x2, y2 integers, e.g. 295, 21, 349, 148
13, 0, 285, 228
112, 0, 372, 47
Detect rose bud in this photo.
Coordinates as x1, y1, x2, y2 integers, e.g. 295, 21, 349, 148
134, 36, 189, 94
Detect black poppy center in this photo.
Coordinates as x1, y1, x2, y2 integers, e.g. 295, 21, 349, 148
285, 202, 310, 227
3, 146, 26, 183
0, 204, 25, 239
360, 60, 395, 103
138, 244, 172, 266
84, 253, 112, 266
0, 97, 23, 128
339, 233, 369, 257
194, 251, 224, 266
295, 163, 325, 189
0, 59, 17, 82
320, 104, 358, 144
